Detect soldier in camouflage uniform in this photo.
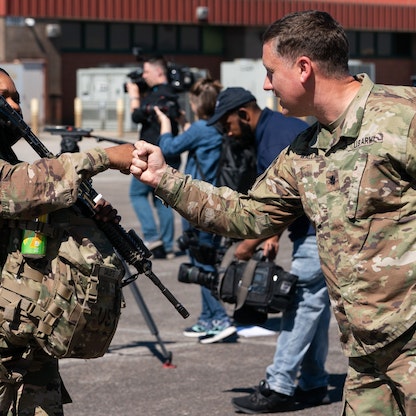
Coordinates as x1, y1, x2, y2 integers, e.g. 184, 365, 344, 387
131, 10, 416, 416
0, 69, 134, 415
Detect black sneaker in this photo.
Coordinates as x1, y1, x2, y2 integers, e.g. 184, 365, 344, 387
149, 242, 166, 259
231, 380, 295, 414
294, 385, 330, 406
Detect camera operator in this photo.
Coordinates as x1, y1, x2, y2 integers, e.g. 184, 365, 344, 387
126, 56, 180, 259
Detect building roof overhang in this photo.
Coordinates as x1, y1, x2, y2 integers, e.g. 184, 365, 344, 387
1, 0, 416, 32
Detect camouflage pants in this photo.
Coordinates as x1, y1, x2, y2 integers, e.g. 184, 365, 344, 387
343, 324, 416, 416
0, 340, 70, 416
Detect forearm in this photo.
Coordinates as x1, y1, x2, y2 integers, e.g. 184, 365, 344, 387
155, 166, 292, 240
132, 140, 302, 240
159, 118, 172, 135
130, 96, 140, 113
126, 82, 141, 114
0, 148, 110, 218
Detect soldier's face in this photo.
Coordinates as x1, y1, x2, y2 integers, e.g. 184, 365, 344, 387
0, 71, 21, 114
262, 40, 305, 117
0, 71, 23, 145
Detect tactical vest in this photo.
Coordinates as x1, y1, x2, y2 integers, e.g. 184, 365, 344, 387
0, 208, 125, 359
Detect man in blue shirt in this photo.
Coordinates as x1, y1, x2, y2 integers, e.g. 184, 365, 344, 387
207, 88, 331, 413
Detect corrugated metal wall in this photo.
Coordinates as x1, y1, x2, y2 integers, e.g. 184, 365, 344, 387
1, 0, 416, 31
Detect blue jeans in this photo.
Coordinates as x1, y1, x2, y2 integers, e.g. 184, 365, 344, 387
129, 178, 174, 252
266, 234, 331, 396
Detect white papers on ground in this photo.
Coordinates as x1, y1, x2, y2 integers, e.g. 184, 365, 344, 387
236, 326, 277, 338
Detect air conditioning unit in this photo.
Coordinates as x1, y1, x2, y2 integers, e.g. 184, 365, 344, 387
348, 60, 376, 81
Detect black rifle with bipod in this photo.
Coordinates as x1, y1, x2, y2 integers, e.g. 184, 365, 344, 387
0, 96, 190, 321
45, 125, 130, 153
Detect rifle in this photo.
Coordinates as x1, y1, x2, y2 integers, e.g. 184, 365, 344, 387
44, 125, 130, 147
0, 96, 189, 319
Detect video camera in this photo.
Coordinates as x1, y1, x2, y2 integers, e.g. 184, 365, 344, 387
139, 96, 181, 120
123, 63, 195, 95
176, 231, 298, 324
123, 67, 149, 94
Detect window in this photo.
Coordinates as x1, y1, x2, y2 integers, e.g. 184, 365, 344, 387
156, 25, 177, 52
133, 24, 154, 51
202, 27, 223, 54
360, 32, 375, 56
60, 22, 82, 49
394, 33, 411, 57
180, 26, 200, 52
85, 23, 106, 50
58, 21, 227, 56
377, 33, 391, 56
346, 31, 357, 57
110, 23, 130, 51
352, 31, 412, 58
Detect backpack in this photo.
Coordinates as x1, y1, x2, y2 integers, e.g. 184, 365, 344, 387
215, 135, 258, 193
0, 209, 125, 359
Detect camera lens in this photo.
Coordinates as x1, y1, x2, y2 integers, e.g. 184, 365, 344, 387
177, 263, 202, 284
177, 263, 217, 290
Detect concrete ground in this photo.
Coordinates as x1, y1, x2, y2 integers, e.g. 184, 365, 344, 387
15, 130, 348, 416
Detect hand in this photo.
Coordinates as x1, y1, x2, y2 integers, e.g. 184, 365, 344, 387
131, 140, 167, 188
104, 143, 135, 174
126, 82, 140, 98
93, 199, 121, 223
234, 239, 259, 261
234, 235, 280, 261
154, 106, 171, 134
262, 235, 279, 261
154, 106, 169, 123
177, 110, 190, 131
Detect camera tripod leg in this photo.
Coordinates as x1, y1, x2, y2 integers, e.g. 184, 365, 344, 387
122, 261, 175, 367
129, 281, 174, 366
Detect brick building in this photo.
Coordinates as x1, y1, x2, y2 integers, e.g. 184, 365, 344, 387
0, 0, 415, 125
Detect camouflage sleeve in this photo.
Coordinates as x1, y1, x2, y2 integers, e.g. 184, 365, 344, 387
155, 155, 303, 240
406, 114, 416, 178
0, 148, 110, 218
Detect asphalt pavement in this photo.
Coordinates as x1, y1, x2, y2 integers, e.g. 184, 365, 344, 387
15, 130, 348, 416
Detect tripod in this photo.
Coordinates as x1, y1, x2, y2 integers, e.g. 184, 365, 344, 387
122, 260, 175, 367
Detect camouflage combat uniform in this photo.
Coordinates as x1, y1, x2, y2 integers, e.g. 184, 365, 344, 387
154, 74, 416, 415
0, 148, 118, 416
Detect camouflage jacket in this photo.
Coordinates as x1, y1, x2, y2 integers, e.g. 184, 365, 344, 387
0, 147, 125, 359
0, 148, 109, 219
155, 74, 416, 357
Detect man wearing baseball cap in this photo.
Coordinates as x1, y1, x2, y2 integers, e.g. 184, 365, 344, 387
208, 87, 332, 413
207, 87, 307, 174
207, 87, 256, 124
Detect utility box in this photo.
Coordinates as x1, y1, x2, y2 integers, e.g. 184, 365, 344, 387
76, 65, 206, 132
77, 67, 138, 132
221, 59, 278, 110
